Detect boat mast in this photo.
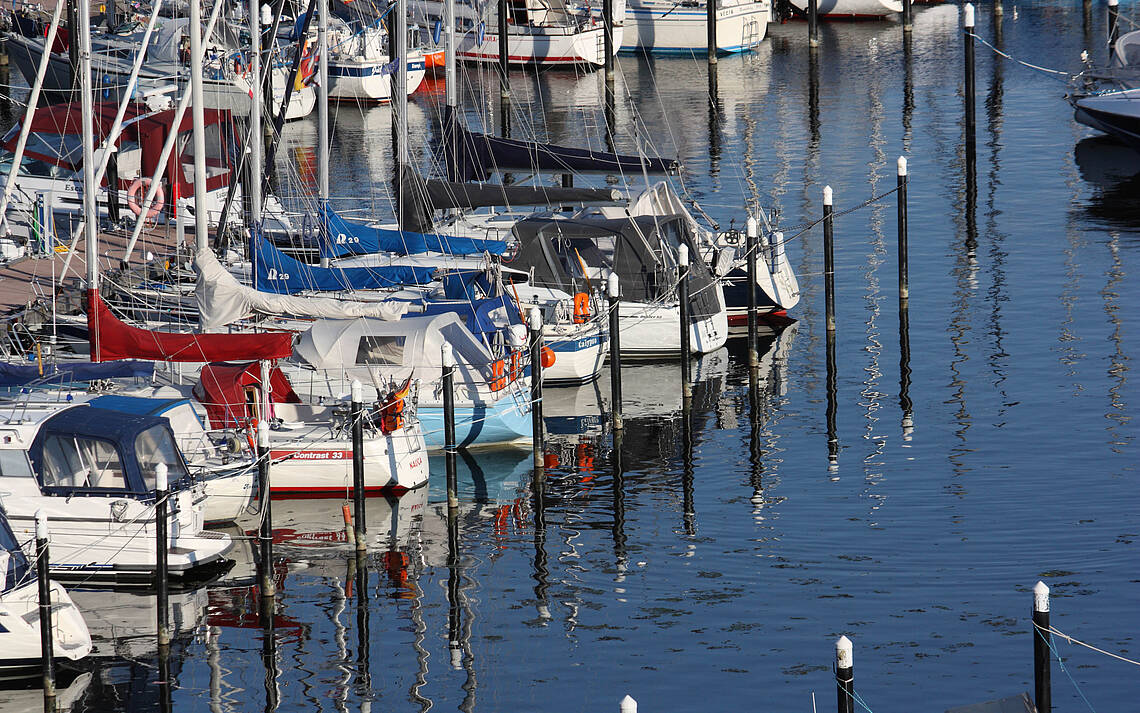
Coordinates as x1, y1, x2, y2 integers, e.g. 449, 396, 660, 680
78, 0, 98, 359
395, 0, 409, 230
249, 0, 263, 228
189, 0, 208, 254
317, 0, 329, 239
444, 0, 457, 181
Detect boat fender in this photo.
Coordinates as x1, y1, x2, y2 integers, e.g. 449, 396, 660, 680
245, 418, 259, 453
127, 177, 163, 220
573, 292, 590, 323
540, 345, 555, 369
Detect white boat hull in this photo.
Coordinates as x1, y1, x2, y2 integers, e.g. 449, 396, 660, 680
620, 0, 769, 53
787, 0, 901, 17
458, 25, 622, 66
543, 320, 607, 385
328, 54, 427, 102
0, 581, 91, 681
616, 298, 729, 357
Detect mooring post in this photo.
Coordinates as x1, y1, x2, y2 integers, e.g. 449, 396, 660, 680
902, 0, 912, 31
1033, 581, 1052, 713
963, 4, 976, 157
350, 379, 366, 551
823, 185, 836, 334
257, 420, 276, 597
154, 463, 171, 650
836, 635, 854, 713
607, 272, 623, 432
678, 244, 692, 401
603, 0, 614, 83
897, 156, 909, 303
620, 694, 638, 713
707, 0, 717, 65
808, 0, 820, 47
35, 511, 55, 705
1108, 0, 1119, 48
442, 343, 458, 509
529, 307, 545, 471
746, 215, 759, 371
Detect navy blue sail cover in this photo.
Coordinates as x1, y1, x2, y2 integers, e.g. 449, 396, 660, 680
444, 109, 680, 182
319, 206, 509, 259
420, 295, 522, 336
0, 359, 154, 387
251, 234, 436, 294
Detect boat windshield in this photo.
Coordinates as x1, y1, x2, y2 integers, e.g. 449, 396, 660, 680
40, 434, 129, 490
135, 425, 190, 490
0, 512, 31, 594
0, 149, 71, 178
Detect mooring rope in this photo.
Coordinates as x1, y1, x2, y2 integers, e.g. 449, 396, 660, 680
1048, 625, 1140, 668
964, 30, 1076, 84
1036, 624, 1099, 713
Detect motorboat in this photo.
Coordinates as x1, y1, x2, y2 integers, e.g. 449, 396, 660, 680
617, 0, 768, 54
1073, 88, 1140, 154
0, 401, 234, 585
0, 510, 92, 682
288, 313, 533, 449
327, 20, 427, 102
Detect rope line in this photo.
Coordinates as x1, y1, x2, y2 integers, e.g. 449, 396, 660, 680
1036, 624, 1099, 713
964, 31, 1075, 84
1048, 625, 1140, 668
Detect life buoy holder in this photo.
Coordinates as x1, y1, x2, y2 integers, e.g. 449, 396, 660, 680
127, 178, 163, 220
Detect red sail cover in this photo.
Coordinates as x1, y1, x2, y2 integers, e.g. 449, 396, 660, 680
88, 291, 294, 363
193, 361, 302, 429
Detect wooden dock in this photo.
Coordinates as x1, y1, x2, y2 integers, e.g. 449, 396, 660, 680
0, 224, 191, 317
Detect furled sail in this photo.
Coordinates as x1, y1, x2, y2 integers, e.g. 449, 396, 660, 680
252, 234, 435, 294
194, 248, 410, 331
88, 290, 295, 362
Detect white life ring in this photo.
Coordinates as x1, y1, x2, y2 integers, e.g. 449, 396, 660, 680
126, 178, 163, 220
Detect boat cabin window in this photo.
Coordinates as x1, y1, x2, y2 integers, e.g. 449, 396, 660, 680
180, 122, 230, 183
0, 151, 69, 179
551, 236, 614, 280
0, 450, 35, 479
40, 434, 127, 490
356, 336, 407, 366
135, 425, 189, 490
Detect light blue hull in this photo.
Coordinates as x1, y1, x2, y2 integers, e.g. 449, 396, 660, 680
419, 397, 533, 449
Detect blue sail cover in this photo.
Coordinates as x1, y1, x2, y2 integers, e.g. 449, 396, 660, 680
319, 206, 508, 259
420, 295, 522, 336
251, 235, 436, 295
0, 360, 154, 387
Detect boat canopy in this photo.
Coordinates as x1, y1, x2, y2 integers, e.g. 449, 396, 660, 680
28, 406, 190, 496
507, 213, 722, 318
87, 395, 213, 464
398, 166, 624, 233
444, 109, 680, 182
193, 362, 302, 430
250, 234, 436, 294
0, 512, 32, 594
294, 313, 496, 384
88, 290, 295, 362
0, 360, 154, 387
319, 205, 509, 259
419, 295, 522, 337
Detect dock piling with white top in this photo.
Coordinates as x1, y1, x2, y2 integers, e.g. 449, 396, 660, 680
746, 215, 760, 372
608, 273, 624, 432
350, 379, 366, 552
1033, 581, 1052, 713
35, 510, 55, 705
529, 308, 545, 472
897, 156, 909, 303
678, 244, 692, 402
258, 419, 277, 595
1108, 0, 1119, 48
155, 462, 170, 650
835, 635, 854, 713
963, 4, 977, 161
442, 344, 458, 509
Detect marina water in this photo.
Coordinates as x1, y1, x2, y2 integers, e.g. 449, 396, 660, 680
3, 1, 1137, 710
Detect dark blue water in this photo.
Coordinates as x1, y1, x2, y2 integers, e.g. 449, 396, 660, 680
7, 1, 1139, 711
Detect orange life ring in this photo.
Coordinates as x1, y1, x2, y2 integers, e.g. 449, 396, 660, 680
127, 178, 163, 220
573, 292, 590, 323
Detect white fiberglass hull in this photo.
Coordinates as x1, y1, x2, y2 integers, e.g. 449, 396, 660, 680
621, 0, 768, 53
458, 25, 621, 66
787, 0, 901, 16
264, 419, 430, 495
328, 53, 427, 102
0, 581, 91, 681
543, 321, 607, 385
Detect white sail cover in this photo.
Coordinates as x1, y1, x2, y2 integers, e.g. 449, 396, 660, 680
194, 249, 409, 331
